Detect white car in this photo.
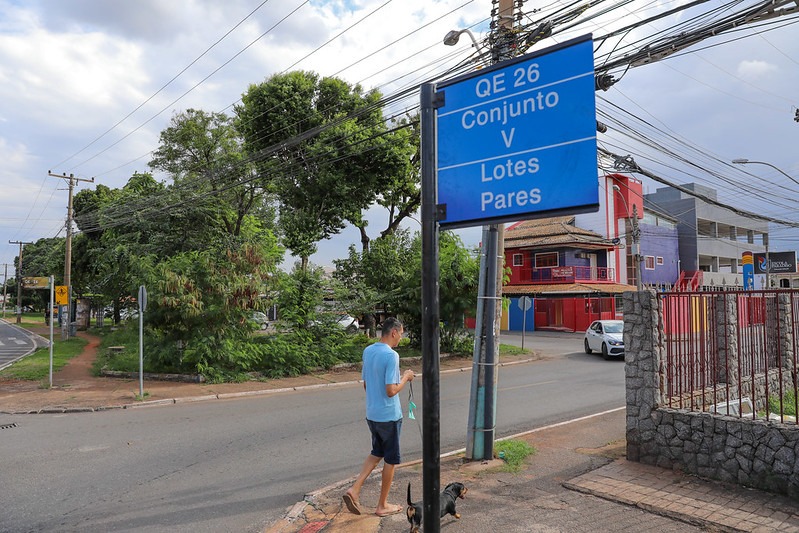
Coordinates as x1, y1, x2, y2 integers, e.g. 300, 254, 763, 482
584, 320, 624, 360
251, 311, 269, 330
336, 314, 359, 333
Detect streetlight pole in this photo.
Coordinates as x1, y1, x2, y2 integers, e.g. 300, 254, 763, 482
449, 0, 514, 468
732, 158, 799, 187
731, 159, 793, 289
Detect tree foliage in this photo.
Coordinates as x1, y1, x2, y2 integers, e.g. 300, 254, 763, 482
141, 235, 282, 374
237, 71, 411, 267
334, 229, 479, 351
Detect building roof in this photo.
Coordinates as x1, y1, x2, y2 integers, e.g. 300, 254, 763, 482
505, 216, 613, 250
503, 282, 635, 295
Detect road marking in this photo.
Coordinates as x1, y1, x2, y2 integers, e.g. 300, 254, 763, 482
439, 406, 627, 459
499, 380, 558, 392
78, 445, 110, 453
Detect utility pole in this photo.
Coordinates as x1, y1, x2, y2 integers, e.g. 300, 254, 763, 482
48, 171, 94, 337
632, 204, 642, 290
1, 263, 9, 318
466, 0, 519, 463
764, 233, 770, 289
9, 241, 33, 324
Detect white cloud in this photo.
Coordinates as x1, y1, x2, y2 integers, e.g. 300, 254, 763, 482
736, 59, 778, 79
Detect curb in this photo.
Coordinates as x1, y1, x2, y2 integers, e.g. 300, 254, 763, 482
1, 358, 538, 416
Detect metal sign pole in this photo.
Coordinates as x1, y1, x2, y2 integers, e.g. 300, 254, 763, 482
49, 275, 54, 388
138, 285, 147, 398
420, 82, 442, 533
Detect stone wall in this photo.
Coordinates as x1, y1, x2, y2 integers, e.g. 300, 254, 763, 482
624, 290, 799, 498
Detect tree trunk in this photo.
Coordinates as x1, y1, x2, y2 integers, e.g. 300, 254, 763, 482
358, 225, 370, 254
363, 313, 377, 338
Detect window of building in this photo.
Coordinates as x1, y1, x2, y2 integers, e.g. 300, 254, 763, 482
645, 256, 656, 270
656, 256, 664, 265
535, 252, 559, 268
512, 253, 524, 266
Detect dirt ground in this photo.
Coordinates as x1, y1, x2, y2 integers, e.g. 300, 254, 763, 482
0, 329, 537, 413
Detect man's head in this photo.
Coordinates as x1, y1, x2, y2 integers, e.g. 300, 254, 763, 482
381, 317, 404, 348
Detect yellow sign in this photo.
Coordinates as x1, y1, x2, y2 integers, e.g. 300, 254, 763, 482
22, 277, 50, 289
55, 286, 68, 305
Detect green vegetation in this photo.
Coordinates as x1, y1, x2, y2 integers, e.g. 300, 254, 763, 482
494, 439, 537, 473
0, 336, 87, 382
767, 389, 798, 417
500, 344, 530, 356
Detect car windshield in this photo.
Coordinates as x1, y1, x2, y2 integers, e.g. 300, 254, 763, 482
603, 322, 623, 333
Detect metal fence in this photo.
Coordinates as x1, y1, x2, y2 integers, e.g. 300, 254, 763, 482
661, 290, 799, 424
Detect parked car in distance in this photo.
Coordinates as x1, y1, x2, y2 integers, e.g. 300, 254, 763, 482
336, 314, 359, 333
251, 311, 269, 330
584, 319, 624, 360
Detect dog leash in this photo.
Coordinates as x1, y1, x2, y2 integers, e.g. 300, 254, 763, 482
408, 381, 423, 445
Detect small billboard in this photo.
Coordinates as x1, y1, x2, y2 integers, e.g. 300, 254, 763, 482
754, 251, 797, 274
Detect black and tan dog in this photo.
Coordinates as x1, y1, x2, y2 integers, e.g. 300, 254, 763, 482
406, 481, 468, 532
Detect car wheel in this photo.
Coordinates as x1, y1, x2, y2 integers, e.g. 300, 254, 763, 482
602, 343, 610, 360
584, 339, 592, 354
346, 324, 358, 334
260, 323, 268, 330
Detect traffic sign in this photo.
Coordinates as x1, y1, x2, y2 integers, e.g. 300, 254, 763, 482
55, 286, 68, 305
436, 35, 598, 229
518, 295, 532, 311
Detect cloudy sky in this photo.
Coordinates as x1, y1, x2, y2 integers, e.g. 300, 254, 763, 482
1, 0, 797, 279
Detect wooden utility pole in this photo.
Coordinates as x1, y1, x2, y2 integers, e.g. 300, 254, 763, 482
1, 263, 9, 318
48, 171, 94, 337
9, 241, 32, 324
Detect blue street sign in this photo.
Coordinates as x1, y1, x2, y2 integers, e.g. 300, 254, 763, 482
436, 35, 598, 229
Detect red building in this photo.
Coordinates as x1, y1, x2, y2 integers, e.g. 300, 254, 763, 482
503, 216, 634, 332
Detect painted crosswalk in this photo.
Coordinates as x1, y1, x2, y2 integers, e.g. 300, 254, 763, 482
0, 338, 30, 346
0, 322, 38, 370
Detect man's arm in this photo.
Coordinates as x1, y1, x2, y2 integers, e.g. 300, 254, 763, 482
385, 369, 414, 398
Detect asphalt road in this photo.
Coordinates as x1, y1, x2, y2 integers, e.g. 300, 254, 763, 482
0, 318, 38, 371
0, 330, 624, 532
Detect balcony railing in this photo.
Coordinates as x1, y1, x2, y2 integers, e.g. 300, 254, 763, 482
522, 266, 616, 284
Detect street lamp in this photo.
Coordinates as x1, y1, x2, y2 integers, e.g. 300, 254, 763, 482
443, 29, 489, 65
732, 158, 799, 187
731, 158, 795, 289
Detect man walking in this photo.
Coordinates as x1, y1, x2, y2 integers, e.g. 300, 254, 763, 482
343, 317, 414, 517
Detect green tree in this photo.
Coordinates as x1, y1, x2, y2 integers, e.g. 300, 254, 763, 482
333, 229, 478, 350
149, 108, 274, 240
237, 71, 405, 268
72, 174, 164, 322
354, 113, 420, 252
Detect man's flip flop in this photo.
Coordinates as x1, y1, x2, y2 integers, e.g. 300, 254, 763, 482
375, 504, 402, 517
342, 493, 361, 515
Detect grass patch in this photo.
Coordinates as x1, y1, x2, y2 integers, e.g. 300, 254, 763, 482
494, 439, 536, 473
0, 336, 87, 381
500, 343, 531, 356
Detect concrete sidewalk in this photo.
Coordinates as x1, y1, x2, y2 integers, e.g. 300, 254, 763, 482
265, 409, 799, 533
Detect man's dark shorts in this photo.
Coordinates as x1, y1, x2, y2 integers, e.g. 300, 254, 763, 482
367, 419, 402, 465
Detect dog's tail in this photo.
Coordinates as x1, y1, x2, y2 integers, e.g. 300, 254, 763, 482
407, 482, 412, 505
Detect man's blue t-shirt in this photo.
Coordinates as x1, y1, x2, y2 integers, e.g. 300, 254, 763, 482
362, 342, 402, 422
